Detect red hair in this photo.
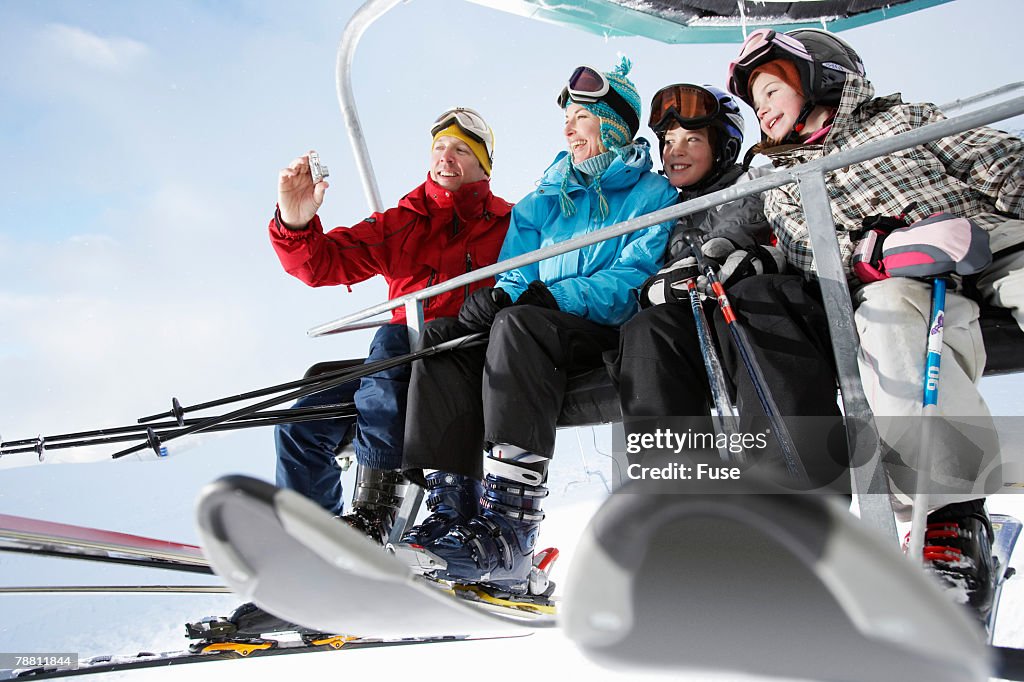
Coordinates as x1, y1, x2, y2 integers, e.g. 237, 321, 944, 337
750, 59, 803, 98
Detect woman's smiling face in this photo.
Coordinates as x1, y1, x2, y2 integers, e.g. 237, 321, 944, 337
564, 104, 605, 163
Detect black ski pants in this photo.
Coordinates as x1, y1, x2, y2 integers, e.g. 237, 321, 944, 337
403, 306, 619, 480
608, 274, 848, 487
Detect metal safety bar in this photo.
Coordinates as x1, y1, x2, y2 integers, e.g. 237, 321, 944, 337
939, 81, 1024, 115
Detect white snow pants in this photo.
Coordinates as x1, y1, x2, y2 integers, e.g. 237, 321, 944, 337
853, 278, 1001, 521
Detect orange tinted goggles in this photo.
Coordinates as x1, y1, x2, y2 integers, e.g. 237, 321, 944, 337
648, 83, 720, 133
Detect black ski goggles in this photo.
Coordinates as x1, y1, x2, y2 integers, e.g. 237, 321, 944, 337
557, 65, 639, 137
649, 84, 721, 134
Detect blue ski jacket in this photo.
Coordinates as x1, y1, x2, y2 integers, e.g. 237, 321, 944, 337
495, 139, 676, 327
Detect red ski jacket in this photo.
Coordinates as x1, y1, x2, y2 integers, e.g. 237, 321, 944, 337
270, 174, 512, 323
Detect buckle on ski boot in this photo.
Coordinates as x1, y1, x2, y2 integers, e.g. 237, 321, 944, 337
185, 617, 238, 642
528, 547, 559, 597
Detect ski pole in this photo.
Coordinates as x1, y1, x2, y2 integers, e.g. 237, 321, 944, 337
1, 403, 358, 457
683, 278, 747, 465
906, 277, 947, 564
137, 360, 367, 424
2, 403, 356, 449
682, 230, 809, 482
0, 585, 232, 594
110, 332, 487, 459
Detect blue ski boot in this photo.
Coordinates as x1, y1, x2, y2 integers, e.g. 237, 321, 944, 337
400, 471, 482, 546
425, 445, 550, 596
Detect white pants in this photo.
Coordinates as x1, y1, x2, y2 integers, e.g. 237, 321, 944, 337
854, 278, 1001, 520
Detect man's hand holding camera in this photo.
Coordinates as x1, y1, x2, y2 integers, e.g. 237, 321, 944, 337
278, 150, 330, 230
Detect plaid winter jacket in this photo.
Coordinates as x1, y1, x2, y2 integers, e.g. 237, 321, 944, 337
759, 75, 1024, 281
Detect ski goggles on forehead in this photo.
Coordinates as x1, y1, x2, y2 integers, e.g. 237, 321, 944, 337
556, 65, 640, 136
731, 29, 811, 70
649, 84, 720, 133
431, 107, 493, 157
556, 65, 609, 107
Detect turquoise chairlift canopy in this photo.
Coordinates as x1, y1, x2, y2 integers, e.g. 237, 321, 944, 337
466, 0, 953, 43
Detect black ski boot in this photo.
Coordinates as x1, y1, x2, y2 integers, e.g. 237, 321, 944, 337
399, 470, 482, 547
186, 601, 327, 646
425, 445, 551, 596
920, 499, 997, 622
338, 466, 409, 545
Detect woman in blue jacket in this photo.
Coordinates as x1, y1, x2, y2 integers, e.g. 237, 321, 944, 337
399, 59, 677, 596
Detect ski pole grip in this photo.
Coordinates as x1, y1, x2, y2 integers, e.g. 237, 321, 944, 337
679, 226, 704, 252
680, 227, 709, 267
680, 228, 710, 271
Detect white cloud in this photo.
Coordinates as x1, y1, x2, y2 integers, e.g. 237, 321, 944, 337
41, 23, 149, 70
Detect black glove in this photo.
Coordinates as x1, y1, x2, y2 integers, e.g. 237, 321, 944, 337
717, 244, 786, 289
514, 280, 559, 310
459, 287, 512, 332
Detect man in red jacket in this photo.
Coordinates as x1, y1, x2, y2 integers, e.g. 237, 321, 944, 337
268, 108, 511, 544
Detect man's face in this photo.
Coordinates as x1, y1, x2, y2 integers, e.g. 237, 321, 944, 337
751, 72, 806, 140
430, 135, 487, 191
564, 103, 605, 164
660, 123, 714, 189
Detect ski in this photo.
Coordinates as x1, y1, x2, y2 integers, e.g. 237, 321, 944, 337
192, 475, 1024, 680
0, 585, 229, 595
1, 632, 519, 680
195, 475, 557, 640
988, 514, 1022, 642
0, 513, 211, 574
558, 482, 1024, 682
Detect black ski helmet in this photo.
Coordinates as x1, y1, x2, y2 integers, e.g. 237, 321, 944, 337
651, 84, 745, 188
704, 85, 745, 178
728, 28, 866, 108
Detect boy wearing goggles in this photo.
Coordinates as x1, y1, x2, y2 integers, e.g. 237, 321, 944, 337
397, 58, 677, 598
729, 28, 1024, 622
266, 107, 510, 546
608, 84, 847, 491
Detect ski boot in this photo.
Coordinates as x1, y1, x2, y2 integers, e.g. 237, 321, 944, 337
185, 602, 335, 653
338, 466, 409, 545
401, 471, 482, 545
915, 499, 997, 622
391, 470, 481, 571
424, 445, 553, 598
